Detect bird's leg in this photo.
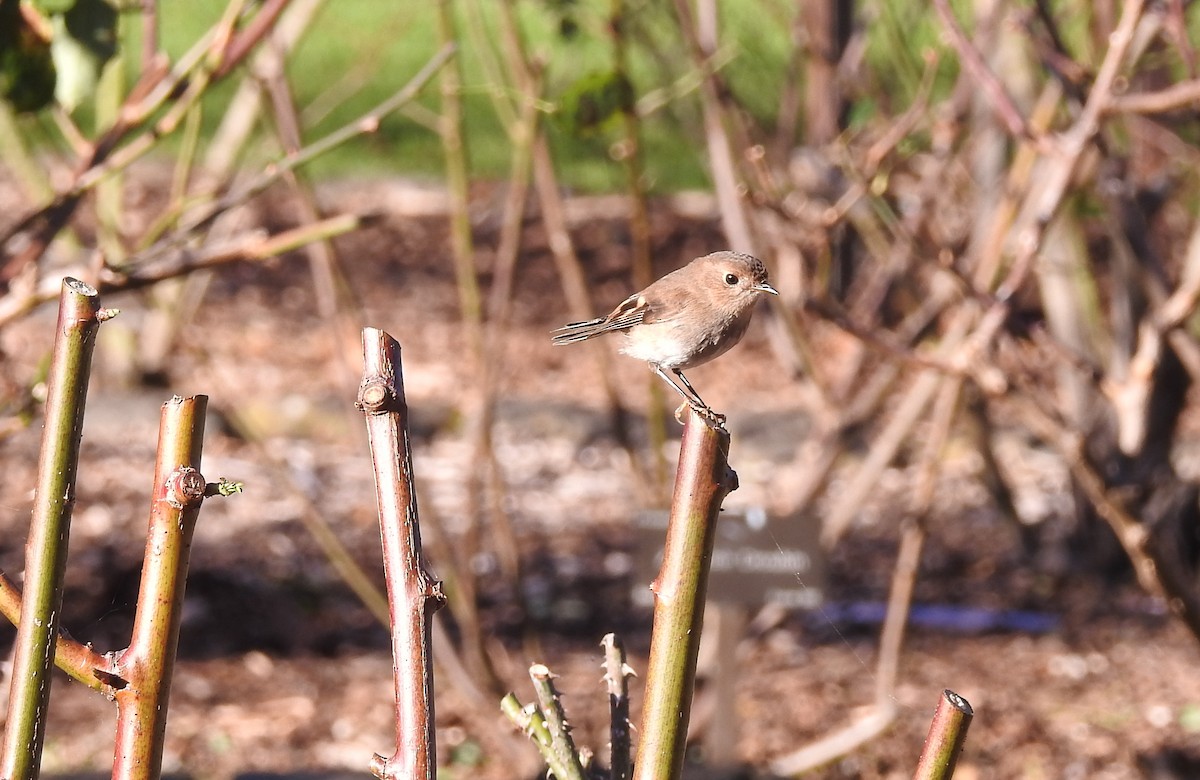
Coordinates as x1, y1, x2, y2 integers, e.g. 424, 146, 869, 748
670, 368, 709, 409
651, 365, 727, 428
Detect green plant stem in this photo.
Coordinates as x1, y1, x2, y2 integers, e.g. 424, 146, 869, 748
436, 0, 515, 682
256, 2, 353, 323
529, 664, 587, 780
609, 0, 669, 497
484, 62, 540, 325
492, 0, 640, 471
913, 690, 974, 780
501, 694, 567, 778
111, 395, 210, 780
436, 0, 483, 353
632, 410, 736, 780
0, 571, 112, 692
96, 22, 128, 265
0, 278, 105, 780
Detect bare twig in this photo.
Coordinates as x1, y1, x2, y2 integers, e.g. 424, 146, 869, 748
112, 396, 214, 780
359, 329, 446, 780
0, 214, 367, 328
611, 0, 670, 492
913, 690, 974, 780
159, 44, 455, 251
437, 0, 521, 680
0, 279, 107, 780
602, 633, 634, 780
255, 0, 353, 323
1011, 391, 1200, 638
213, 0, 294, 79
1106, 79, 1200, 114
140, 0, 159, 70
930, 0, 1045, 147
529, 664, 588, 780
770, 707, 897, 776
822, 309, 972, 545
958, 0, 1147, 381
0, 4, 250, 282
863, 50, 940, 176
671, 0, 755, 253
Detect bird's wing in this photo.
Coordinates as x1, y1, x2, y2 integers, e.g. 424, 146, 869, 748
632, 288, 688, 326
551, 287, 683, 344
600, 293, 654, 330
550, 293, 649, 344
551, 318, 606, 344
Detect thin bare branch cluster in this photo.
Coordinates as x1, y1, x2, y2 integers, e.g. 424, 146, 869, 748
0, 1, 452, 358
635, 0, 1200, 770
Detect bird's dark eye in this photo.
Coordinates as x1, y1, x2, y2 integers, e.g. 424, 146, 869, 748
724, 273, 739, 286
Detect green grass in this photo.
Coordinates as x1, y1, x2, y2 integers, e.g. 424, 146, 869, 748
22, 0, 1010, 192
143, 0, 801, 191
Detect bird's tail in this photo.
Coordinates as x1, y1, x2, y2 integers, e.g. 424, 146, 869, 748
550, 318, 607, 345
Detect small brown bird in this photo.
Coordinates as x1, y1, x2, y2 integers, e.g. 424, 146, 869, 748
551, 250, 778, 425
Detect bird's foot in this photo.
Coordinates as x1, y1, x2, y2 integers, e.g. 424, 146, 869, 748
673, 402, 728, 431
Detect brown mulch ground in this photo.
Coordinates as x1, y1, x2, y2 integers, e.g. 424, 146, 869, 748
2, 178, 1200, 779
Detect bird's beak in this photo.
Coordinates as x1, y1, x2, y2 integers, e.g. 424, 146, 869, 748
756, 282, 779, 296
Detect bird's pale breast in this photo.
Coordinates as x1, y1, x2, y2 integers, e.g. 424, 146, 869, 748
619, 306, 753, 370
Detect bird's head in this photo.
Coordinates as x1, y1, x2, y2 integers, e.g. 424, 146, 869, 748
697, 251, 778, 312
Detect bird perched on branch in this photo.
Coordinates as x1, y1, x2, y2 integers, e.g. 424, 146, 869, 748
551, 250, 778, 428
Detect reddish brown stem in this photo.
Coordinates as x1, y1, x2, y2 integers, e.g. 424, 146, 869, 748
359, 328, 445, 780
913, 690, 974, 780
140, 0, 158, 72
110, 398, 208, 772
111, 396, 210, 780
930, 0, 1038, 144
213, 0, 293, 79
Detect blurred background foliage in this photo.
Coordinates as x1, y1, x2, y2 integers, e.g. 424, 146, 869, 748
3, 0, 1073, 189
